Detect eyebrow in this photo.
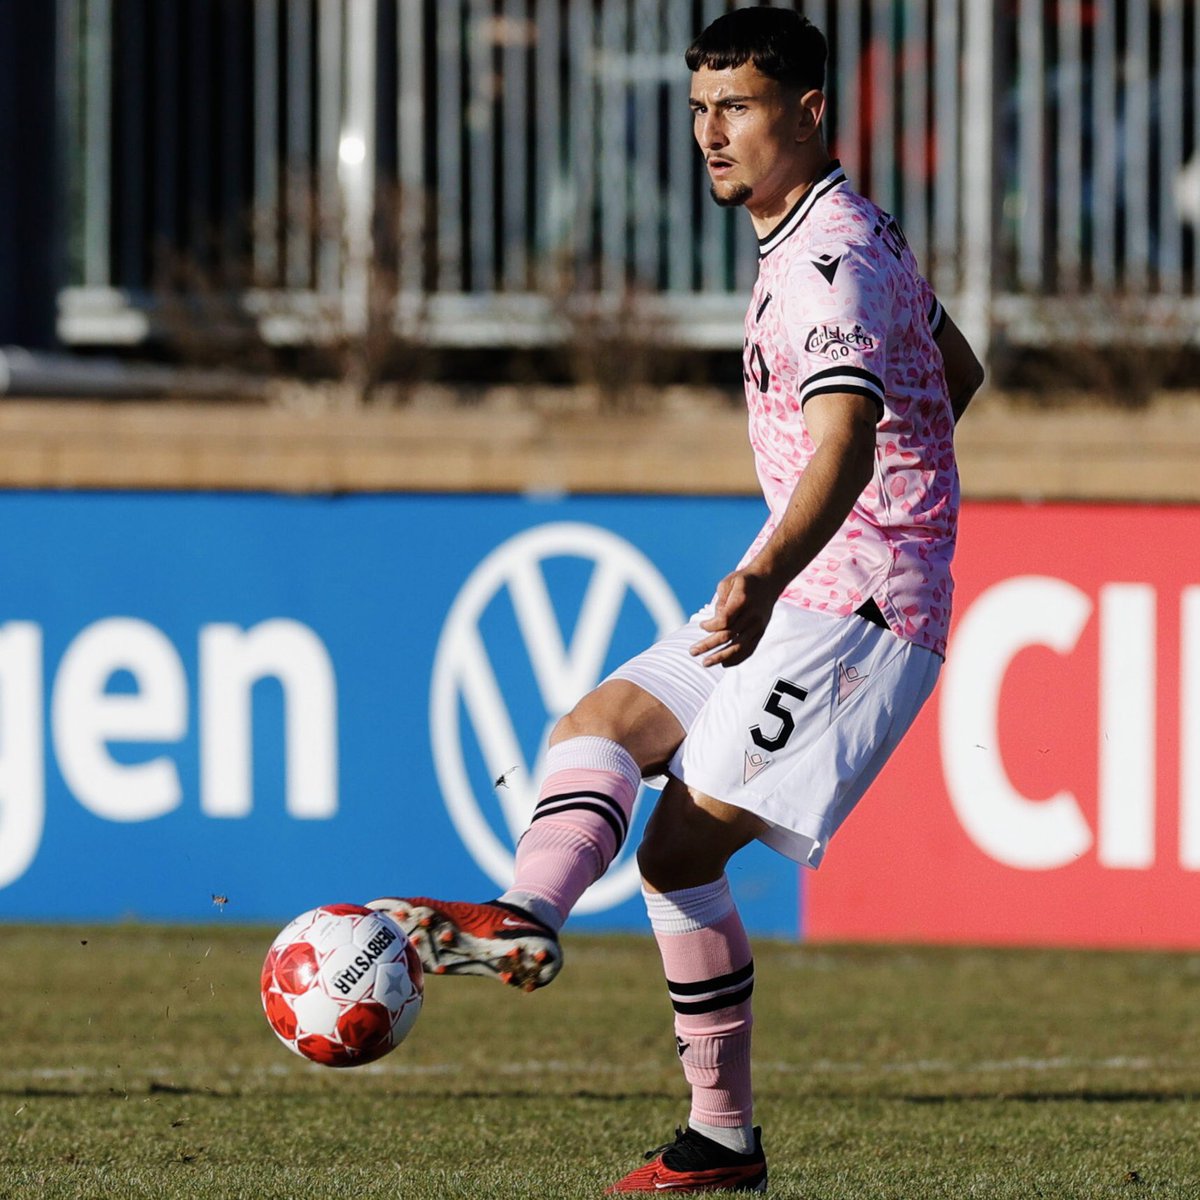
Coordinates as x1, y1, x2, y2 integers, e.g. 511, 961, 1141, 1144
689, 94, 755, 108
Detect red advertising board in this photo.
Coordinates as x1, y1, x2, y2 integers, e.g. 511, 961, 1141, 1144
805, 501, 1200, 949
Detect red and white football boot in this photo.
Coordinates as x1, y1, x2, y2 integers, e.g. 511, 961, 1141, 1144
366, 897, 561, 992
606, 1126, 767, 1194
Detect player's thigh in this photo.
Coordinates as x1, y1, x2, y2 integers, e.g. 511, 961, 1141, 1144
556, 611, 722, 774
552, 678, 686, 775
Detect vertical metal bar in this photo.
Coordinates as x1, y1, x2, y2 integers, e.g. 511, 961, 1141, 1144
568, 0, 595, 284
316, 0, 344, 295
806, 1, 829, 47
397, 0, 425, 295
220, 0, 249, 277
959, 0, 993, 360
254, 0, 280, 285
1056, 0, 1083, 290
116, 0, 146, 289
533, 0, 562, 288
341, 0, 376, 333
1194, 0, 1200, 295
598, 0, 627, 294
502, 0, 529, 291
868, 0, 895, 213
1157, 0, 1183, 293
835, 1, 861, 185
1017, 0, 1044, 291
286, 0, 313, 289
466, 0, 495, 292
83, 0, 112, 287
152, 0, 179, 283
1092, 0, 1118, 289
666, 0, 693, 292
187, 1, 213, 267
631, 0, 660, 288
901, 0, 929, 266
1123, 0, 1150, 289
57, 0, 84, 285
438, 2, 465, 292
931, 0, 959, 295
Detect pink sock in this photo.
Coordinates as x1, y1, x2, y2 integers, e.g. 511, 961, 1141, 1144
644, 878, 754, 1135
502, 736, 640, 930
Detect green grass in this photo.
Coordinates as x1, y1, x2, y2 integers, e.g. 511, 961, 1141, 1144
2, 926, 1199, 1198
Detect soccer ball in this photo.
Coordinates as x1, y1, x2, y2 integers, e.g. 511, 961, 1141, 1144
261, 903, 424, 1067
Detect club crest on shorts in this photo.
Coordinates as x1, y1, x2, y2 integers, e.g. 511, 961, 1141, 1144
837, 660, 869, 704
744, 749, 772, 785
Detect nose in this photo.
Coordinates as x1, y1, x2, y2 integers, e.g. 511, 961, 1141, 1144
697, 109, 727, 151
700, 105, 724, 151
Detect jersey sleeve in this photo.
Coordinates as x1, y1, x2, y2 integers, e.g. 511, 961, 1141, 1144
918, 273, 947, 337
783, 245, 893, 421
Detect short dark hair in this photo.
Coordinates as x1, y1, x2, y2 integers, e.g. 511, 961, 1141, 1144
685, 7, 827, 93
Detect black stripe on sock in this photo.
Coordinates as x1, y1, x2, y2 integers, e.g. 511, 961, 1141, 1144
535, 790, 630, 841
670, 981, 755, 1016
531, 797, 626, 850
666, 960, 755, 997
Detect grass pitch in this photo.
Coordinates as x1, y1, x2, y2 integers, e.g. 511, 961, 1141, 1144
2, 926, 1199, 1198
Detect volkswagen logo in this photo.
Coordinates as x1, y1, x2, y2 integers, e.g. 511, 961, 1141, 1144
430, 523, 685, 912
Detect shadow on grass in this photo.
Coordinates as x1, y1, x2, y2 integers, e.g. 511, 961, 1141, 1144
0, 1085, 679, 1103
893, 1090, 1200, 1105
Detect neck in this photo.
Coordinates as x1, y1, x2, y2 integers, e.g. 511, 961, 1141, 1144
747, 150, 833, 239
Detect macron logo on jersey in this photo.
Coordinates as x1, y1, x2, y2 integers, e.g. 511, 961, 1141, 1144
812, 252, 843, 285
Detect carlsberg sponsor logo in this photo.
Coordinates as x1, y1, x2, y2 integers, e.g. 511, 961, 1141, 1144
331, 924, 398, 995
804, 324, 876, 357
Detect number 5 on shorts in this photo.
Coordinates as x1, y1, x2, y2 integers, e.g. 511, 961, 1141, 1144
749, 678, 809, 752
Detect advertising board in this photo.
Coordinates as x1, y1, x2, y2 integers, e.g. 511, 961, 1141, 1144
3, 493, 1196, 947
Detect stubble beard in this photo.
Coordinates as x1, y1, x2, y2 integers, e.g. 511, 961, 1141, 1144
710, 181, 753, 207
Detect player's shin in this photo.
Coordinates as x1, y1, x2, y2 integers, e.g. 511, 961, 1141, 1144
500, 736, 641, 931
644, 878, 756, 1154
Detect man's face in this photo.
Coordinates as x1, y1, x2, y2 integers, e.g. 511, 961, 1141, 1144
689, 63, 810, 214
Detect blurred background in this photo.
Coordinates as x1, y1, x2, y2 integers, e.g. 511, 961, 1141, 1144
0, 0, 1198, 945
4, 0, 1198, 399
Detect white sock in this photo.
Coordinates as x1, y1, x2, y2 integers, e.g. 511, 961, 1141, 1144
689, 1119, 756, 1156
498, 889, 565, 934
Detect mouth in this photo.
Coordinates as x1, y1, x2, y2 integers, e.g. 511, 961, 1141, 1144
707, 157, 735, 176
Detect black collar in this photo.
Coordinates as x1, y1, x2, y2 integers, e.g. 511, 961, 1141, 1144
757, 160, 848, 259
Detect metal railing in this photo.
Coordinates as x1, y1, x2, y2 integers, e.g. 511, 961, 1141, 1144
56, 0, 1200, 361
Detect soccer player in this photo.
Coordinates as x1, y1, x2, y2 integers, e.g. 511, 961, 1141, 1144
372, 8, 983, 1193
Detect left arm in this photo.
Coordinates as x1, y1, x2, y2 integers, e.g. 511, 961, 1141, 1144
690, 391, 878, 668
934, 311, 985, 424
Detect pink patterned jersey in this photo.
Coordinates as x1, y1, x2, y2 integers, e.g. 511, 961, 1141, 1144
739, 160, 958, 657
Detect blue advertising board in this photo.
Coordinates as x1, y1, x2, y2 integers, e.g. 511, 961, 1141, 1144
0, 491, 801, 936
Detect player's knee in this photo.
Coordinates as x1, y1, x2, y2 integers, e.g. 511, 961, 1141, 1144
636, 832, 682, 892
637, 826, 722, 894
549, 704, 609, 746
549, 681, 683, 775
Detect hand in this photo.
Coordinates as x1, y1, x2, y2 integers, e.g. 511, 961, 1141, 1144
689, 569, 780, 667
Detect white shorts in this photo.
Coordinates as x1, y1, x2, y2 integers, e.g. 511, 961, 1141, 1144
607, 604, 940, 869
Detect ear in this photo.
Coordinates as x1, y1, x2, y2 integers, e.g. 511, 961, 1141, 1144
795, 88, 827, 144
